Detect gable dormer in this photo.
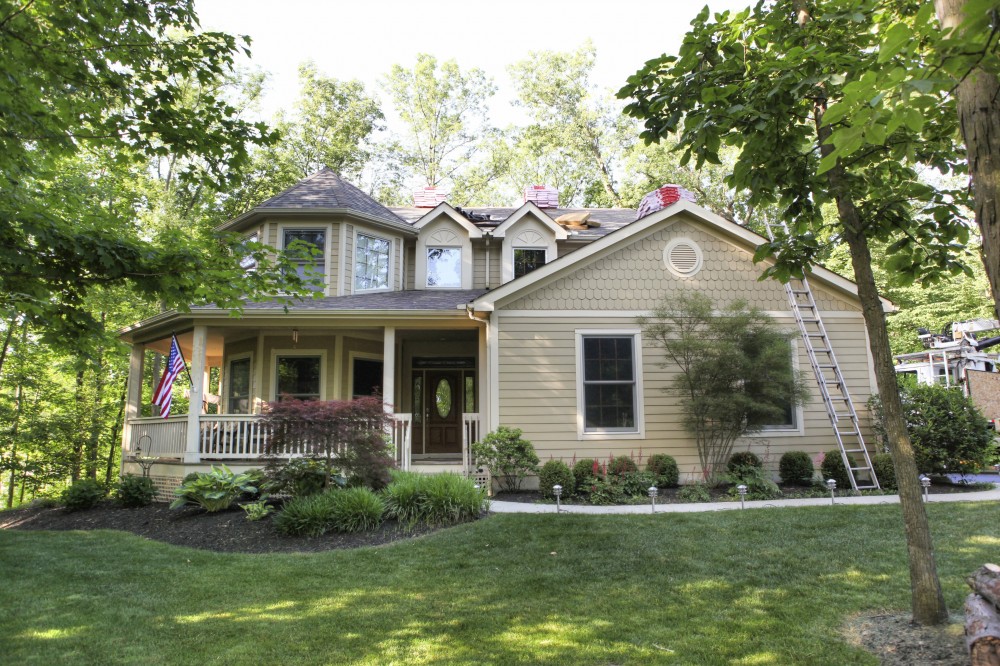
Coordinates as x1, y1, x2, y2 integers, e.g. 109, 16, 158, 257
492, 202, 567, 283
413, 204, 482, 290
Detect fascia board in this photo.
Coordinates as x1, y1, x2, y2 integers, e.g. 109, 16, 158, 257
413, 203, 484, 238
492, 202, 569, 240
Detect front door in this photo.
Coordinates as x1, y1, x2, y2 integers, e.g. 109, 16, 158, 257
424, 370, 462, 454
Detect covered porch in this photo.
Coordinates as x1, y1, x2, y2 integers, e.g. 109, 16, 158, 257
121, 317, 488, 475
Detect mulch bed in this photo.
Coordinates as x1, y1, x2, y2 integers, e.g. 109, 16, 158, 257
0, 501, 444, 554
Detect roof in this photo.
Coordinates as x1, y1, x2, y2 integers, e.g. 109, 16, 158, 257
220, 168, 412, 233
390, 205, 638, 239
220, 290, 488, 311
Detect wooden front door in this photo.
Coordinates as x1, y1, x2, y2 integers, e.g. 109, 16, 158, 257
424, 370, 462, 454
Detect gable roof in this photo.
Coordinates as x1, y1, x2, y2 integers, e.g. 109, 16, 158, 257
491, 202, 569, 240
471, 199, 893, 313
219, 168, 414, 234
412, 202, 484, 238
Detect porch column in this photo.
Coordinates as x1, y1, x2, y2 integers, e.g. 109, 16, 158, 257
382, 326, 396, 410
122, 343, 144, 457
184, 325, 207, 463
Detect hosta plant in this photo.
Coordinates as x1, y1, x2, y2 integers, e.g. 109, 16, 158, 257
170, 465, 258, 512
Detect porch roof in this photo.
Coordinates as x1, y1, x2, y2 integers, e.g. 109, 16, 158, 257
221, 289, 488, 311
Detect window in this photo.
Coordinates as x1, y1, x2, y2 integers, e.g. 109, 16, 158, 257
747, 341, 800, 432
354, 233, 390, 291
426, 247, 461, 287
513, 248, 546, 279
352, 357, 384, 399
283, 229, 326, 286
227, 357, 251, 414
275, 355, 322, 401
240, 233, 259, 271
578, 334, 641, 434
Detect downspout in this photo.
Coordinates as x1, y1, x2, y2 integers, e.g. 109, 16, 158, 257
483, 232, 493, 289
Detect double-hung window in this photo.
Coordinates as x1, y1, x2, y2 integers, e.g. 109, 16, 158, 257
577, 332, 643, 436
747, 340, 801, 432
283, 229, 326, 289
275, 355, 322, 401
227, 356, 251, 414
354, 233, 391, 291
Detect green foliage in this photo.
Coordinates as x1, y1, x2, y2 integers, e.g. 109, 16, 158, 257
821, 451, 856, 490
898, 384, 994, 475
778, 452, 815, 486
608, 456, 638, 477
727, 466, 782, 501
382, 472, 487, 527
571, 458, 598, 493
677, 484, 711, 503
646, 454, 680, 489
727, 452, 763, 475
265, 458, 334, 498
328, 487, 385, 533
115, 475, 155, 508
871, 454, 897, 491
170, 465, 258, 513
587, 479, 628, 505
538, 461, 575, 499
639, 293, 808, 483
471, 426, 539, 493
616, 471, 658, 498
273, 492, 337, 537
241, 500, 274, 522
62, 479, 105, 512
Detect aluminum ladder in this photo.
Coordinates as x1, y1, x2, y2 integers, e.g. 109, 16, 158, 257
763, 225, 880, 491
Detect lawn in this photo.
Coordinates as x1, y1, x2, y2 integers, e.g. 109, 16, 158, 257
1, 502, 996, 665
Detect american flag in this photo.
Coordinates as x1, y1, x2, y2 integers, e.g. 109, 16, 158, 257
152, 336, 187, 418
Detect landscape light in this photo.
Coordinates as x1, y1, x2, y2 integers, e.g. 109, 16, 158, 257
553, 484, 562, 513
737, 484, 748, 510
648, 486, 658, 513
826, 479, 836, 505
919, 475, 931, 501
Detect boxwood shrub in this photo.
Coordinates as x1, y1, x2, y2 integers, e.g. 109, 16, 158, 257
63, 479, 105, 512
821, 450, 856, 489
538, 460, 575, 499
778, 451, 814, 486
646, 454, 679, 488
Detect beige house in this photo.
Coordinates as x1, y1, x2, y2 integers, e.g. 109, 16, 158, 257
120, 169, 885, 494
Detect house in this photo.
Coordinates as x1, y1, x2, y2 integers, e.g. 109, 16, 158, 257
119, 169, 887, 495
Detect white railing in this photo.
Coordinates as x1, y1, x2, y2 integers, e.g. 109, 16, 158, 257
393, 413, 412, 471
200, 415, 269, 459
125, 417, 187, 459
462, 413, 481, 475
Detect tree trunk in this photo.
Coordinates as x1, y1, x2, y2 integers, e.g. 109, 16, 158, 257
0, 313, 17, 378
5, 379, 22, 509
104, 380, 127, 486
935, 0, 1000, 322
71, 369, 85, 482
815, 101, 949, 625
85, 312, 106, 480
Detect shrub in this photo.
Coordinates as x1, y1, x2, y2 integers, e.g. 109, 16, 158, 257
266, 458, 336, 498
871, 453, 897, 491
170, 465, 258, 512
382, 471, 425, 526
273, 492, 337, 536
608, 456, 638, 477
241, 500, 274, 521
588, 479, 628, 505
328, 487, 385, 532
646, 454, 679, 488
115, 474, 155, 508
727, 465, 782, 500
538, 460, 575, 499
778, 451, 814, 486
820, 450, 856, 490
383, 472, 487, 527
616, 470, 658, 497
727, 451, 763, 474
471, 426, 539, 493
678, 484, 711, 503
572, 458, 598, 493
62, 479, 105, 511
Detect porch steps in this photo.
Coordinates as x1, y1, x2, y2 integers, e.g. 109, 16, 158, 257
763, 223, 880, 492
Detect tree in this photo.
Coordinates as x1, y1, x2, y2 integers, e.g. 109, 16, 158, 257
639, 294, 808, 484
381, 54, 497, 195
620, 0, 965, 624
0, 0, 312, 346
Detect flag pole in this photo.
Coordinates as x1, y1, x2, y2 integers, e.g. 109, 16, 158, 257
171, 332, 195, 386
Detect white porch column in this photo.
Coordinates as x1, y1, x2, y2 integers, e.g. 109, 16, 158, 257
184, 326, 208, 463
122, 343, 144, 458
382, 326, 396, 410
487, 312, 500, 431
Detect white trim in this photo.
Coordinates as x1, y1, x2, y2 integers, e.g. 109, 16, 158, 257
495, 309, 866, 320
222, 351, 253, 415
500, 214, 560, 283
574, 328, 645, 440
491, 202, 568, 240
352, 231, 394, 294
413, 203, 484, 238
416, 217, 473, 289
746, 339, 805, 437
279, 222, 333, 297
269, 349, 328, 401
348, 350, 385, 399
488, 312, 500, 432
337, 222, 347, 296
663, 237, 704, 278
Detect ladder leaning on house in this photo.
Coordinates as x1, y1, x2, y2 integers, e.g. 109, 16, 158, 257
763, 223, 880, 491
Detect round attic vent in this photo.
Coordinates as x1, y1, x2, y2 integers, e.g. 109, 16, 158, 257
663, 238, 703, 277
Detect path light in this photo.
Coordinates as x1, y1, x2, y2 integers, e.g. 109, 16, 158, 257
553, 484, 562, 513
826, 479, 837, 505
648, 486, 658, 513
737, 484, 748, 510
920, 475, 931, 501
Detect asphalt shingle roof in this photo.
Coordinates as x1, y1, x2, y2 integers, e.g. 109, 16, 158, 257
257, 168, 407, 227
389, 206, 640, 239
197, 290, 489, 312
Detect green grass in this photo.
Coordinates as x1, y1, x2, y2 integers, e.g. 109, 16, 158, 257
1, 502, 997, 664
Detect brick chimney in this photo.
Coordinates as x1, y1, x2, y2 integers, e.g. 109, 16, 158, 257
523, 185, 559, 209
413, 187, 450, 208
636, 184, 696, 219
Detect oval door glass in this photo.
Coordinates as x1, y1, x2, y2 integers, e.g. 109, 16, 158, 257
435, 378, 452, 418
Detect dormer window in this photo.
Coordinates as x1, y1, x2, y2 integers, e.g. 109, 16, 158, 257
427, 247, 462, 288
513, 247, 546, 279
283, 228, 326, 287
355, 233, 391, 291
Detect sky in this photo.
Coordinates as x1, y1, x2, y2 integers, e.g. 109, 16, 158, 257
194, 0, 754, 127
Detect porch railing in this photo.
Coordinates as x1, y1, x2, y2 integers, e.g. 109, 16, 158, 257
125, 417, 187, 459
393, 413, 412, 471
462, 413, 481, 474
200, 416, 270, 459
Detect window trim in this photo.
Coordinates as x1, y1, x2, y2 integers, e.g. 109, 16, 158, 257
747, 339, 805, 437
270, 349, 327, 402
425, 246, 464, 289
223, 352, 253, 415
575, 329, 645, 440
279, 224, 331, 295
501, 222, 557, 283
512, 246, 548, 280
348, 351, 384, 400
353, 231, 393, 293
415, 219, 473, 289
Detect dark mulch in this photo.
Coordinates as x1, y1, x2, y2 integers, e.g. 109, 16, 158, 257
0, 501, 444, 554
